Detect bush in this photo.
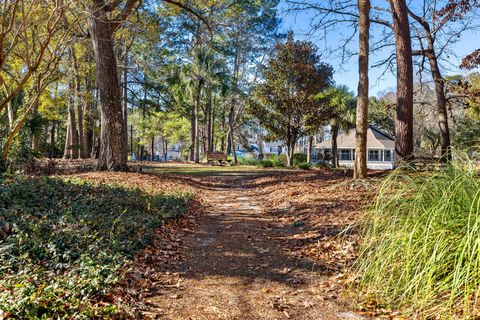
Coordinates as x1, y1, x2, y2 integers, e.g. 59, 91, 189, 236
269, 154, 286, 167
355, 161, 480, 317
293, 153, 308, 165
258, 160, 274, 168
0, 176, 194, 319
236, 157, 258, 166
315, 160, 332, 169
296, 162, 312, 170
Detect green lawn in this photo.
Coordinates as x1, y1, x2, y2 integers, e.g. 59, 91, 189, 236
140, 162, 287, 176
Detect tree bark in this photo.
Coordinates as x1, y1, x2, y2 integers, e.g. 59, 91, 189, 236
228, 34, 241, 164
151, 137, 155, 161
50, 121, 56, 159
307, 135, 313, 163
32, 131, 40, 152
389, 0, 414, 165
88, 2, 128, 171
190, 110, 195, 161
287, 140, 295, 167
6, 101, 14, 131
123, 48, 129, 157
408, 10, 451, 162
211, 95, 216, 152
164, 140, 168, 162
84, 79, 95, 158
64, 86, 78, 159
331, 124, 339, 168
228, 117, 236, 163
206, 87, 213, 153
70, 46, 85, 159
429, 55, 451, 161
194, 80, 202, 163
354, 0, 370, 178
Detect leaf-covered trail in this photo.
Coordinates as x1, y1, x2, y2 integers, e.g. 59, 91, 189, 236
140, 172, 365, 320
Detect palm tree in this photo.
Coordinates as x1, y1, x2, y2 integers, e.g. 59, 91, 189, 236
180, 46, 224, 163
323, 85, 356, 168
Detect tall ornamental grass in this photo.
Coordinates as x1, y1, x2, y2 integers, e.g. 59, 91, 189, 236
356, 160, 480, 318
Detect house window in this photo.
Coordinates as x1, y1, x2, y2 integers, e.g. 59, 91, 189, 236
368, 150, 381, 162
339, 149, 352, 161
384, 150, 392, 162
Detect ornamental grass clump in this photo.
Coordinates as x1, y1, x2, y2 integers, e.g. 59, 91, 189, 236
355, 160, 480, 318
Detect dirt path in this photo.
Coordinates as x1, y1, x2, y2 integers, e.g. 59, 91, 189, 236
141, 173, 364, 320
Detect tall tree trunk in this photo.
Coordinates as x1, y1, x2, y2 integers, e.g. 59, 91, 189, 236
50, 121, 56, 159
228, 120, 237, 163
123, 49, 129, 157
64, 87, 78, 159
390, 0, 414, 165
130, 125, 134, 155
190, 110, 195, 162
43, 120, 49, 152
228, 34, 241, 164
164, 140, 168, 162
354, 0, 370, 178
286, 140, 295, 167
194, 80, 202, 163
6, 101, 14, 131
428, 55, 451, 162
32, 132, 40, 152
88, 3, 128, 171
307, 135, 313, 163
151, 137, 155, 161
71, 46, 85, 158
210, 95, 216, 152
408, 10, 451, 162
206, 87, 213, 153
331, 124, 339, 168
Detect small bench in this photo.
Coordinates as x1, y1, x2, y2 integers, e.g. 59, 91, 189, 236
207, 152, 230, 165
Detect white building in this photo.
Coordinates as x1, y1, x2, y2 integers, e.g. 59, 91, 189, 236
315, 125, 396, 170
263, 141, 288, 155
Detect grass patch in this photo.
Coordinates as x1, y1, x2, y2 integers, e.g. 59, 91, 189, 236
355, 162, 480, 318
0, 176, 194, 319
143, 163, 262, 176
296, 162, 312, 170
236, 158, 259, 166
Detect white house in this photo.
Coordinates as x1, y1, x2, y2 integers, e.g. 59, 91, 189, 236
315, 125, 396, 170
263, 141, 288, 155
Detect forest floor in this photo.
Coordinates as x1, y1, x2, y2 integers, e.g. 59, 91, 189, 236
74, 163, 379, 319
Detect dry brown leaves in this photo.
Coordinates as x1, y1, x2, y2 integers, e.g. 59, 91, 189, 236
252, 170, 379, 293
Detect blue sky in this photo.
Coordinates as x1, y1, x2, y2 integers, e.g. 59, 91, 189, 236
278, 1, 480, 96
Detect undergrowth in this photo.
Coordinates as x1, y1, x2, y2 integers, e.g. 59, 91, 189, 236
0, 176, 194, 319
355, 161, 480, 318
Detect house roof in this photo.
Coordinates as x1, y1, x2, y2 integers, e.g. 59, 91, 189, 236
314, 125, 395, 149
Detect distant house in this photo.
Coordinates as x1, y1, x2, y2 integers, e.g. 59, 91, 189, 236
315, 125, 396, 170
263, 141, 287, 155
154, 140, 184, 161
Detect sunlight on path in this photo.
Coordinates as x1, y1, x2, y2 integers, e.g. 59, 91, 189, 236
142, 176, 365, 320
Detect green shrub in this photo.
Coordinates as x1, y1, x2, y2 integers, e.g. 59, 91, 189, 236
0, 176, 194, 319
293, 153, 308, 165
296, 162, 312, 170
258, 160, 274, 168
315, 160, 332, 169
355, 161, 480, 317
237, 157, 258, 166
269, 154, 286, 167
